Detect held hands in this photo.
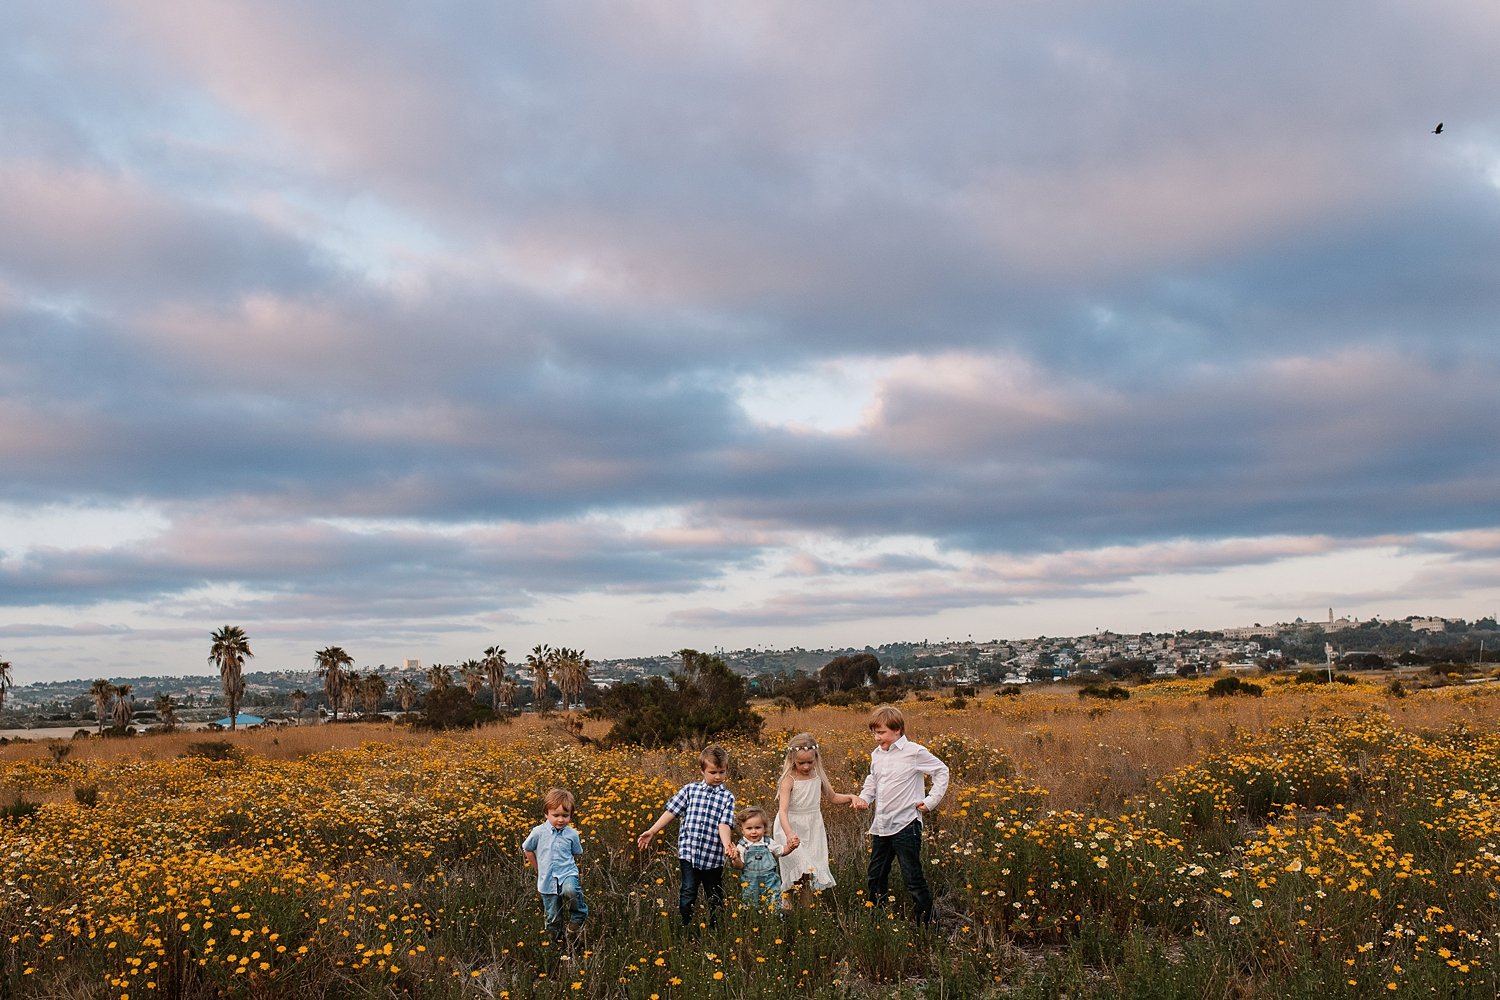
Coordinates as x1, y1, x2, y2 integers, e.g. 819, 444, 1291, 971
784, 834, 801, 852
849, 798, 870, 812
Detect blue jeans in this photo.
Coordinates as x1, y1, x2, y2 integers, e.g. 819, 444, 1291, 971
867, 819, 932, 923
541, 874, 587, 939
679, 860, 725, 926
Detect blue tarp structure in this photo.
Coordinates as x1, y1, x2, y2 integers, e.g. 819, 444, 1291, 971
212, 713, 265, 727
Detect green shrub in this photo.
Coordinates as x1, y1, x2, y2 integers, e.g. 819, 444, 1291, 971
591, 649, 763, 748
1207, 676, 1263, 698
1078, 684, 1130, 700
180, 740, 244, 762
1, 795, 40, 823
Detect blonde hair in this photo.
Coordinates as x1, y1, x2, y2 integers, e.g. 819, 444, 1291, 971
542, 787, 575, 815
736, 805, 769, 830
779, 732, 833, 793
867, 705, 906, 733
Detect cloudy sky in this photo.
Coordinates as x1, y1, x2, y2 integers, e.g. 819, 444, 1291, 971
4, 2, 1500, 683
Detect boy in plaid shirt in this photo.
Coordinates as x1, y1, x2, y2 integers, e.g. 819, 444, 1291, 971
637, 744, 739, 926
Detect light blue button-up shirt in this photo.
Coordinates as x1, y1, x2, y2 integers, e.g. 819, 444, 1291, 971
523, 821, 582, 893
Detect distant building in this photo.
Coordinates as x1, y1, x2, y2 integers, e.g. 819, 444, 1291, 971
1222, 625, 1278, 639
402, 659, 422, 670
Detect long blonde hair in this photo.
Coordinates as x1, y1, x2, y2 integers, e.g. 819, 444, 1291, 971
779, 732, 833, 794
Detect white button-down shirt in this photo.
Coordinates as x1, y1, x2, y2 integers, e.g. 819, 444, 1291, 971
858, 734, 950, 837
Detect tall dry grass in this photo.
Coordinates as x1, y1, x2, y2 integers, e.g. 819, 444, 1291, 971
762, 679, 1499, 811
7, 677, 1495, 814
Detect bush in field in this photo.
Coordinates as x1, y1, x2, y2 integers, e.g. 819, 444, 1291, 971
180, 740, 243, 762
592, 648, 763, 748
1294, 668, 1357, 685
819, 652, 882, 692
414, 686, 492, 730
1207, 676, 1262, 698
1078, 683, 1130, 701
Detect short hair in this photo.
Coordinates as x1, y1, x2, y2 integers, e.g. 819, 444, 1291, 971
699, 744, 730, 771
868, 704, 906, 733
542, 787, 575, 814
736, 805, 768, 828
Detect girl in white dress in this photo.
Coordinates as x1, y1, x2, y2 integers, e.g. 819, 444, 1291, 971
774, 732, 860, 909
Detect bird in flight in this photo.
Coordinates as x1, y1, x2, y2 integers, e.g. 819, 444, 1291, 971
1433, 122, 1444, 134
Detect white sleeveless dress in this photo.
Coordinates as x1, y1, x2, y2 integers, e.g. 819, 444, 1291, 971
776, 777, 835, 891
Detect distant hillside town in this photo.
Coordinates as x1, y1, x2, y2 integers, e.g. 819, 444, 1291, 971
2, 610, 1496, 732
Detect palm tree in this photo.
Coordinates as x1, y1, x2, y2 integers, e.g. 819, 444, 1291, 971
89, 678, 114, 735
209, 626, 253, 731
426, 663, 452, 692
496, 675, 518, 712
110, 684, 134, 732
395, 678, 418, 718
554, 647, 590, 711
526, 644, 554, 713
460, 660, 485, 698
315, 646, 354, 722
290, 689, 308, 718
155, 692, 179, 732
339, 672, 361, 717
0, 657, 12, 714
359, 673, 388, 717
482, 645, 507, 708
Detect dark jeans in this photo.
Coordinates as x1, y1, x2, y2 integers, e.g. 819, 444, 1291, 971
679, 860, 725, 926
867, 819, 932, 923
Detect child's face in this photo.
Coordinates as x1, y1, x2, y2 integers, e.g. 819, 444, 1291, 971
701, 762, 727, 786
870, 723, 901, 750
741, 817, 766, 841
792, 750, 817, 775
545, 805, 572, 829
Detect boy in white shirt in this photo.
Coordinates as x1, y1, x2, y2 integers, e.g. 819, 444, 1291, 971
853, 705, 950, 924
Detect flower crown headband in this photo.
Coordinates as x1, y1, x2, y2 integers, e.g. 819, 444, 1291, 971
788, 740, 819, 752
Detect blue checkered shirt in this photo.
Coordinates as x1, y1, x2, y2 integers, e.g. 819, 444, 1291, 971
665, 780, 736, 869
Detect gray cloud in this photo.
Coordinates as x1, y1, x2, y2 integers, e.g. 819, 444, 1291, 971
3, 1, 1500, 675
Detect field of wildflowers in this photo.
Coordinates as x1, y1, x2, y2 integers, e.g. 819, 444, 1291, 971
3, 677, 1499, 998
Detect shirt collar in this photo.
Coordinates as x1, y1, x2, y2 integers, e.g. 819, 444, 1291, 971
877, 734, 910, 753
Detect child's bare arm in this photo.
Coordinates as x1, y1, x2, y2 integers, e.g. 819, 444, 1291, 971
524, 849, 538, 870
718, 822, 739, 864
636, 810, 677, 850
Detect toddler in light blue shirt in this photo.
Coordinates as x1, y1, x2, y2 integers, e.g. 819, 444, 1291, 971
523, 787, 587, 947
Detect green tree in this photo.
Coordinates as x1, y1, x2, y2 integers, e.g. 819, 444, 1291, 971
359, 673, 388, 717
417, 686, 483, 730
290, 689, 308, 718
89, 678, 114, 735
819, 653, 881, 692
209, 625, 253, 731
110, 684, 134, 731
593, 648, 762, 748
483, 645, 508, 711
154, 692, 179, 732
526, 644, 554, 713
460, 660, 485, 697
395, 677, 418, 718
554, 647, 590, 710
316, 646, 354, 722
